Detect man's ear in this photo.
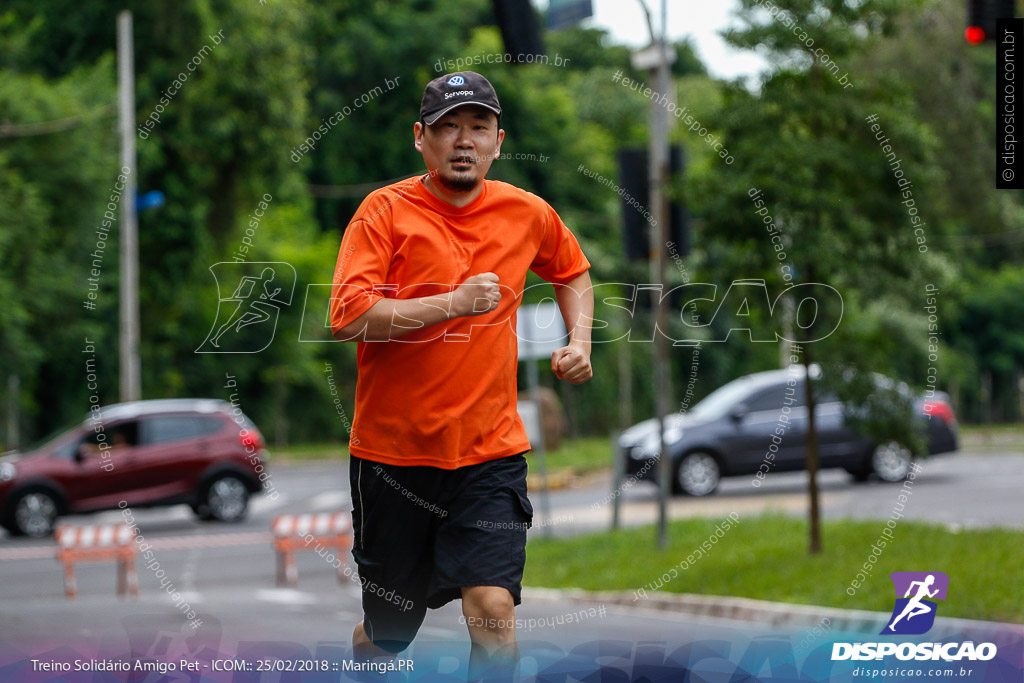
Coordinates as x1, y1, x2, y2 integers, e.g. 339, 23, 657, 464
493, 128, 505, 158
414, 121, 424, 152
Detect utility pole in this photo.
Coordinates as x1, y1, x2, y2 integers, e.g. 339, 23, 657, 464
634, 0, 673, 549
117, 11, 141, 402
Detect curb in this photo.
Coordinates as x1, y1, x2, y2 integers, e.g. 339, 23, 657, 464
522, 587, 1023, 641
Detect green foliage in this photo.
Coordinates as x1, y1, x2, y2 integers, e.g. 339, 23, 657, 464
1, 0, 1020, 449
0, 55, 118, 440
956, 266, 1024, 376
692, 0, 953, 454
821, 364, 926, 457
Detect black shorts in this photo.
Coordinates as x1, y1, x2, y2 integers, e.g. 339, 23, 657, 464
349, 453, 533, 653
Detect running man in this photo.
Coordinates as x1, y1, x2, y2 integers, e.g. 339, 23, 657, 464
210, 267, 283, 347
887, 574, 940, 632
329, 71, 594, 679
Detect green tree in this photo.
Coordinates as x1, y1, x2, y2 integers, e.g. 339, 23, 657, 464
850, 0, 1024, 422
697, 0, 949, 553
949, 266, 1024, 422
0, 54, 118, 445
1, 1, 319, 442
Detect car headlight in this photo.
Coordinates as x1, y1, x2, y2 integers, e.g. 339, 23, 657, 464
632, 432, 660, 458
632, 427, 685, 458
0, 462, 15, 482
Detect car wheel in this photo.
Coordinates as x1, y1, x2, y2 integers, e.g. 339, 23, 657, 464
673, 452, 721, 496
871, 441, 913, 482
11, 490, 59, 537
201, 475, 249, 522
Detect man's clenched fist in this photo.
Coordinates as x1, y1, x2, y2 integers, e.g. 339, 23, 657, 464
452, 272, 502, 317
551, 343, 593, 384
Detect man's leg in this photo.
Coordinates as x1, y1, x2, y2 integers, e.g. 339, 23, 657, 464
462, 586, 518, 680
349, 456, 437, 657
352, 621, 396, 661
430, 454, 533, 680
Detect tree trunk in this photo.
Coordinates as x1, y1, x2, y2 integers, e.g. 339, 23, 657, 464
803, 346, 822, 554
806, 59, 824, 555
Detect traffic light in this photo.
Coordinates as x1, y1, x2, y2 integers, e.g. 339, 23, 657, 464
966, 0, 1017, 44
492, 0, 545, 63
617, 146, 688, 262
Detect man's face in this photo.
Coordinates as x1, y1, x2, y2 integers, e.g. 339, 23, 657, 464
414, 105, 504, 193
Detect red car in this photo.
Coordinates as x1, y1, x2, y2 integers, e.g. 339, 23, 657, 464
0, 399, 268, 537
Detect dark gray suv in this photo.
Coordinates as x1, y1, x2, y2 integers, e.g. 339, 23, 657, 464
620, 366, 958, 496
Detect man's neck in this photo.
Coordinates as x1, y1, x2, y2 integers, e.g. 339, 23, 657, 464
423, 173, 484, 208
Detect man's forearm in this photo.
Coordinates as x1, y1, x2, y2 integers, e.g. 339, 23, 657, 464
334, 292, 454, 341
555, 271, 594, 352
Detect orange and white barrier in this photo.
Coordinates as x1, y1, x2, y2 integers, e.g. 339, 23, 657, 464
271, 512, 352, 587
56, 524, 138, 599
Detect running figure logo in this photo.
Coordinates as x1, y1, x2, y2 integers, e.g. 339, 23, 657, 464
197, 262, 295, 353
881, 571, 949, 635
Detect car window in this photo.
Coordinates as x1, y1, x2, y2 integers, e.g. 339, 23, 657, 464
746, 387, 786, 412
141, 415, 223, 445
40, 426, 84, 458
54, 433, 85, 459
53, 439, 79, 459
67, 421, 139, 460
689, 378, 760, 418
81, 421, 139, 448
747, 384, 807, 412
25, 424, 77, 454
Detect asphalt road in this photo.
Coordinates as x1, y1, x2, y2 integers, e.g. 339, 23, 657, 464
543, 448, 1024, 536
0, 448, 1020, 680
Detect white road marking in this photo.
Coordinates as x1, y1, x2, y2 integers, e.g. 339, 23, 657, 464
256, 588, 319, 605
250, 493, 290, 515
150, 532, 271, 550
92, 506, 191, 524
309, 491, 349, 510
0, 546, 55, 561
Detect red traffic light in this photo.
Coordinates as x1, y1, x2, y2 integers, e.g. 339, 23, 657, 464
965, 25, 986, 44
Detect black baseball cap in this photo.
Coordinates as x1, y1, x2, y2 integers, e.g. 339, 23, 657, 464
420, 71, 502, 125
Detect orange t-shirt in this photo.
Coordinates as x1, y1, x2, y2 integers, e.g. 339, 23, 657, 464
329, 175, 591, 469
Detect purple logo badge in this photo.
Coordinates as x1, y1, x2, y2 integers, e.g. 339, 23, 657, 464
882, 571, 949, 635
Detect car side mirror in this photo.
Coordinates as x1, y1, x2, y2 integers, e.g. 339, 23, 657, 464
74, 444, 88, 464
729, 403, 748, 422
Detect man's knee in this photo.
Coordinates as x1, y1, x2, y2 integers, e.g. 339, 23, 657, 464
462, 587, 515, 630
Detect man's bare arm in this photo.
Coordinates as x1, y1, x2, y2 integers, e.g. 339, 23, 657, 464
551, 270, 594, 384
333, 273, 502, 341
